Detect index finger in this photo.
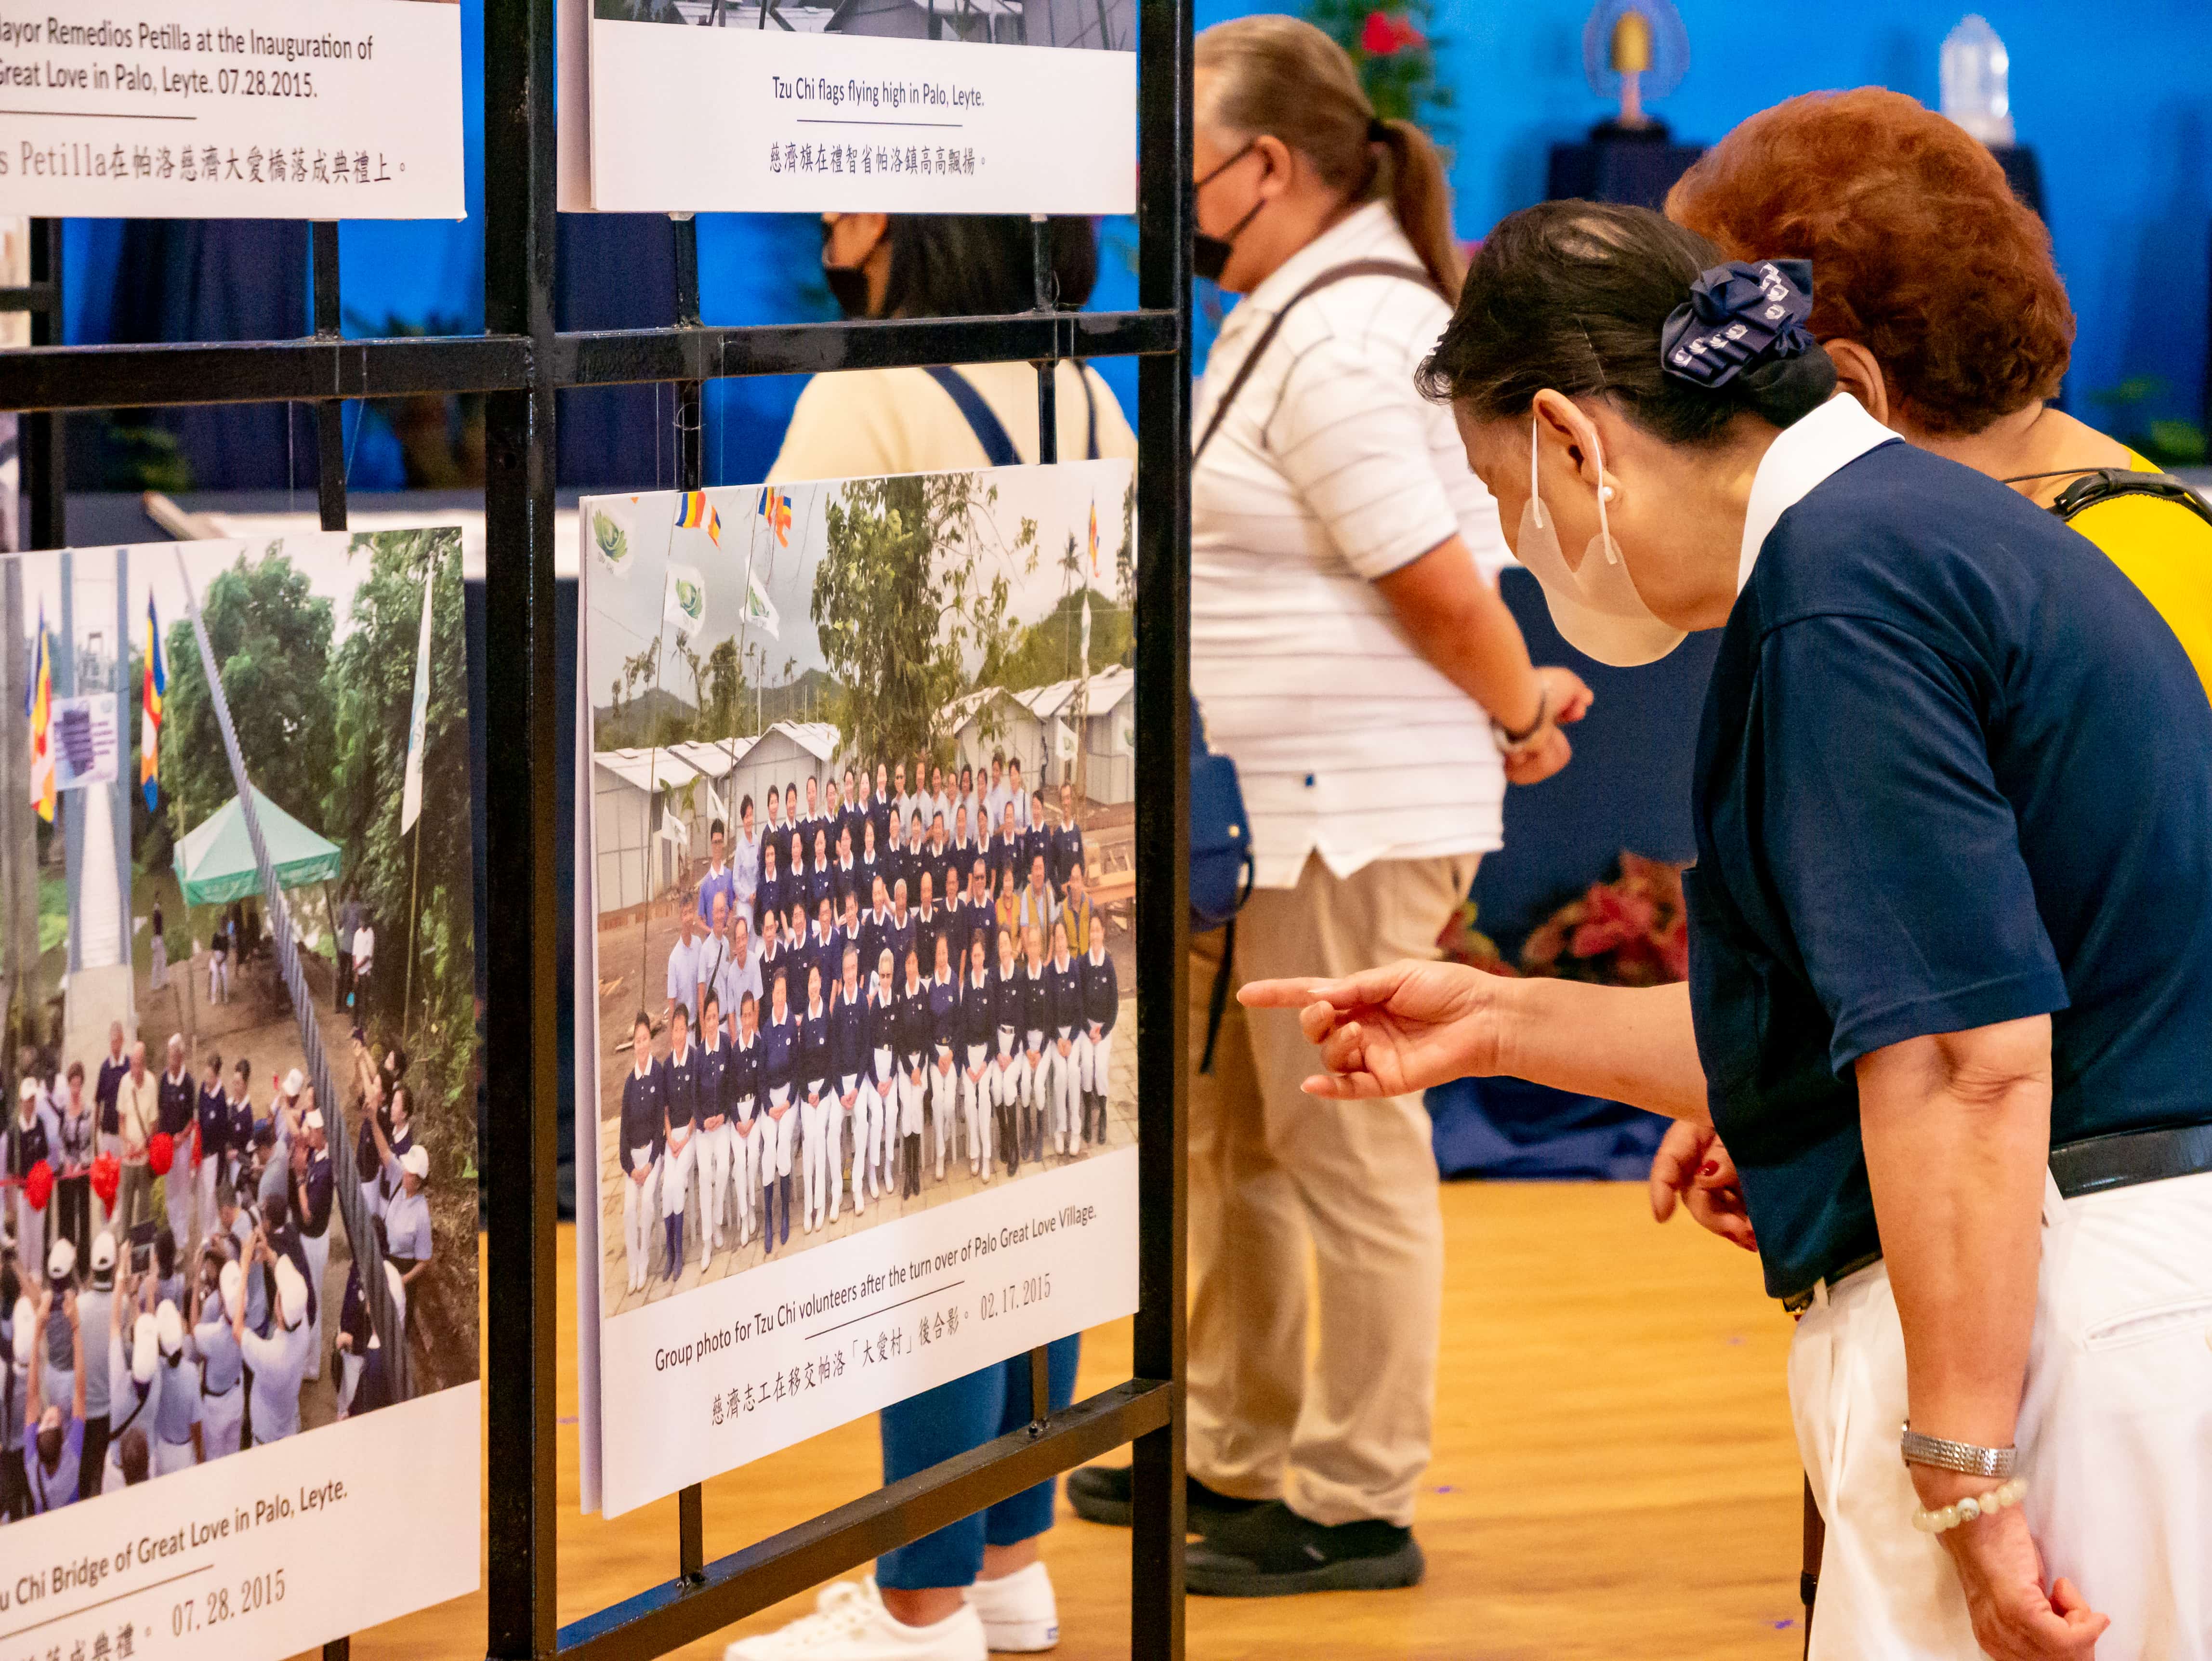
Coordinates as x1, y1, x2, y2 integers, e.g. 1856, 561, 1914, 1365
1237, 976, 1341, 1011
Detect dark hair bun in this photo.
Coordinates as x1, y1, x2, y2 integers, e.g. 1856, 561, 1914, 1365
1736, 348, 1838, 429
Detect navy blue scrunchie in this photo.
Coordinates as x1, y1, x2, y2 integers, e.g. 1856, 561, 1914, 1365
1659, 259, 1817, 389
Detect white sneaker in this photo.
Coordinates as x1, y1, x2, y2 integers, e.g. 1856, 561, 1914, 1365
964, 1563, 1058, 1652
724, 1579, 986, 1661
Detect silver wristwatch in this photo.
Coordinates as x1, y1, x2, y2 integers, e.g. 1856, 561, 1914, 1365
1900, 1426, 2017, 1479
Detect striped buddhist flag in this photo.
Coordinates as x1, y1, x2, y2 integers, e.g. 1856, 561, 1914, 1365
675, 490, 723, 547
141, 593, 165, 812
757, 486, 792, 548
27, 605, 52, 823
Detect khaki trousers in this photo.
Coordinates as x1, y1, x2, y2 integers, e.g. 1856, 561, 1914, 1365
1188, 850, 1476, 1528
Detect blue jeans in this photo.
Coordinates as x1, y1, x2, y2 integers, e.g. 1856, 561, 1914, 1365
876, 1336, 1080, 1590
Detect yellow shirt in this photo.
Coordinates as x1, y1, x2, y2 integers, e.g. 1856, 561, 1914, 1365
2066, 451, 2212, 704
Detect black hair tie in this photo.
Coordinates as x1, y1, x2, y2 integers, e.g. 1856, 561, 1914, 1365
1659, 259, 1817, 390
1368, 117, 1392, 144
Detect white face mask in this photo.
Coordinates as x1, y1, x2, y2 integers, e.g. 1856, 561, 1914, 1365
1514, 417, 1684, 667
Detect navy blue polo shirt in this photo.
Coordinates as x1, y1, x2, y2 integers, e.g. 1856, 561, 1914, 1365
1688, 403, 2212, 1300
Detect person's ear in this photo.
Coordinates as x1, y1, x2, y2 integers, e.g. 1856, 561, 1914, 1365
1251, 133, 1296, 204
1823, 339, 1894, 428
1529, 389, 1614, 495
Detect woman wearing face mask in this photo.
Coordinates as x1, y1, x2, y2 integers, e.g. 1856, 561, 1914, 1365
1240, 200, 2212, 1661
1068, 12, 1588, 1599
1665, 88, 2212, 700
727, 216, 1117, 1661
770, 215, 1136, 482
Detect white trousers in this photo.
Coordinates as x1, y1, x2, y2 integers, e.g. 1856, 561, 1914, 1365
150, 936, 168, 989
1078, 1027, 1112, 1095
153, 1434, 198, 1478
852, 1081, 883, 1196
622, 1152, 658, 1290
697, 1121, 731, 1248
199, 1384, 242, 1459
964, 1043, 992, 1170
731, 1115, 759, 1236
337, 1351, 363, 1416
660, 1127, 694, 1223
799, 1093, 828, 1226
1793, 1170, 2212, 1661
764, 1108, 796, 1182
837, 1077, 868, 1212
165, 1155, 195, 1255
196, 1152, 219, 1244
302, 1228, 331, 1378
821, 1094, 846, 1221
929, 1053, 957, 1172
1049, 1037, 1079, 1150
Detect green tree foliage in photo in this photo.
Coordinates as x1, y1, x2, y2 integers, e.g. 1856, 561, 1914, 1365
323, 528, 477, 1151
159, 548, 337, 838
812, 474, 1038, 768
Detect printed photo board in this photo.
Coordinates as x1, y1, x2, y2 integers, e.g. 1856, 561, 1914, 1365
0, 530, 479, 1658
572, 465, 1137, 1516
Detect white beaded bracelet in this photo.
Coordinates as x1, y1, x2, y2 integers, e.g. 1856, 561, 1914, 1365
1911, 1477, 2028, 1534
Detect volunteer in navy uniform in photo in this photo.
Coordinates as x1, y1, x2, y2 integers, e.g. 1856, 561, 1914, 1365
1043, 918, 1085, 1156
156, 1034, 197, 1252
7, 1078, 55, 1282
728, 991, 765, 1251
835, 890, 869, 1004
865, 948, 902, 1203
913, 872, 945, 1011
831, 945, 873, 1218
864, 874, 895, 992
1052, 782, 1086, 896
961, 934, 998, 1179
833, 824, 861, 917
883, 808, 912, 912
760, 970, 799, 1253
857, 816, 883, 917
809, 824, 835, 919
696, 988, 733, 1266
755, 837, 784, 939
619, 1012, 664, 1295
755, 909, 788, 1015
796, 963, 835, 1233
1011, 926, 1050, 1165
289, 1107, 335, 1376
811, 896, 842, 1012
988, 925, 1027, 1177
195, 1047, 229, 1239
659, 1000, 702, 1283
894, 947, 931, 1200
925, 935, 961, 1182
1076, 916, 1118, 1146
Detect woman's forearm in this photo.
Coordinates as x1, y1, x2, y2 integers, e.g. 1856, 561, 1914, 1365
1495, 977, 1710, 1123
1856, 1019, 2051, 1460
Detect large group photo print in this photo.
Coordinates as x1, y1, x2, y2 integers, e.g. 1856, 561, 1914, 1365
581, 461, 1136, 1322
1, 527, 478, 1530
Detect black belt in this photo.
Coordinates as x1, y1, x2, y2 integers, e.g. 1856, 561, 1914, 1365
1782, 1121, 2212, 1314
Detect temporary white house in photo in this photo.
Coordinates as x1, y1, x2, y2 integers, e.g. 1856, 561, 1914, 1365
720, 721, 845, 832
948, 666, 1134, 806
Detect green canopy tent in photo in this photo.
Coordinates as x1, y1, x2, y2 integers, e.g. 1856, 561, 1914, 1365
173, 788, 342, 907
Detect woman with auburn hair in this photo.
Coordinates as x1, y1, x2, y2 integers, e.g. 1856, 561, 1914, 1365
1244, 198, 2212, 1661
1666, 86, 2212, 697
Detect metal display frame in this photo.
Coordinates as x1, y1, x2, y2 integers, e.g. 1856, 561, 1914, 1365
0, 0, 1192, 1648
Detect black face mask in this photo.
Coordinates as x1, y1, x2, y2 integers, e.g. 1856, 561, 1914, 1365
1191, 141, 1263, 285
819, 216, 876, 318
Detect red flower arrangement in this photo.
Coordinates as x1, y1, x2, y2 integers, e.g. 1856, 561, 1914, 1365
1360, 10, 1427, 55
1438, 851, 1690, 987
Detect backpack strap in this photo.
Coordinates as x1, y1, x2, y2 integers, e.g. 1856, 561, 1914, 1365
923, 366, 1021, 468
1193, 259, 1443, 462
2048, 467, 2212, 531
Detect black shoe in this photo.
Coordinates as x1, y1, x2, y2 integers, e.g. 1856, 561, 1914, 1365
1183, 1503, 1424, 1597
1064, 1465, 1265, 1534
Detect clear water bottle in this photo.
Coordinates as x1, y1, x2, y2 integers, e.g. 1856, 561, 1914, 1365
1941, 14, 2016, 144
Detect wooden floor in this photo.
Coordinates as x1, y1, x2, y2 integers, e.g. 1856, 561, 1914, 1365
324, 1182, 1807, 1660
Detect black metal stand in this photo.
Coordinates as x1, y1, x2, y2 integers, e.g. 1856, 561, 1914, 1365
0, 0, 1190, 1654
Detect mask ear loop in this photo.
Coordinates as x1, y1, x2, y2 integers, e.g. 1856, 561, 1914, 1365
1527, 416, 1548, 530
1589, 422, 1620, 566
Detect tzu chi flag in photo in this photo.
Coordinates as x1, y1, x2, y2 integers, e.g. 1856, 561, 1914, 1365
27, 605, 52, 824
743, 570, 781, 641
400, 575, 434, 835
664, 563, 708, 639
140, 592, 165, 811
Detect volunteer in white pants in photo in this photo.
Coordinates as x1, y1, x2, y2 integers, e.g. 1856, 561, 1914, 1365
659, 1004, 702, 1283
864, 949, 900, 1205
895, 949, 930, 1201
961, 936, 995, 1179
619, 1013, 662, 1295
989, 928, 1027, 1179
927, 937, 960, 1184
729, 993, 764, 1250
1016, 927, 1052, 1168
696, 991, 733, 1265
1044, 920, 1082, 1158
797, 967, 833, 1234
1075, 929, 1118, 1147
761, 975, 799, 1254
1241, 202, 2212, 1652
831, 948, 870, 1220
